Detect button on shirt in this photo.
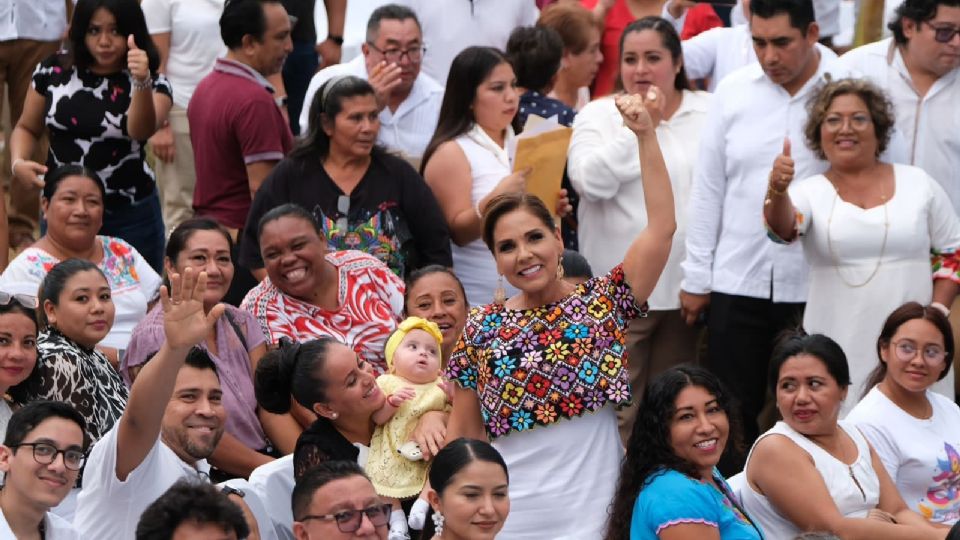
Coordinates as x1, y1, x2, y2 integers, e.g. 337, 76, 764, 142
0, 1, 67, 41
682, 50, 843, 302
840, 38, 960, 213
299, 55, 444, 162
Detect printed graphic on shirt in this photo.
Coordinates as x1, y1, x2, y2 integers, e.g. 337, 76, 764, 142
315, 202, 412, 277
918, 442, 960, 523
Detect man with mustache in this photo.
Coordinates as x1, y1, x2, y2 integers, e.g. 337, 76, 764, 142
74, 270, 258, 540
0, 401, 88, 539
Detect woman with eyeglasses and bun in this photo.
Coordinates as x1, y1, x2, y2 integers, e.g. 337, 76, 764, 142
847, 302, 960, 525
238, 74, 452, 282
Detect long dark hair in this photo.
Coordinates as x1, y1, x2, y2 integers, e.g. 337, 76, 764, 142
617, 17, 690, 92
0, 299, 40, 405
420, 46, 510, 174
768, 332, 851, 395
294, 75, 384, 162
67, 0, 161, 74
605, 365, 742, 540
254, 338, 336, 414
862, 302, 954, 398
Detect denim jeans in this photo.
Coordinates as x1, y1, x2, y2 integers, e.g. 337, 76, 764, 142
99, 190, 166, 273
282, 40, 320, 136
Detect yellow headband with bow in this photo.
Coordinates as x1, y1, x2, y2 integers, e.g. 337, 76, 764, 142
384, 316, 444, 371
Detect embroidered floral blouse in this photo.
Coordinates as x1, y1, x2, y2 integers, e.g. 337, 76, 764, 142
446, 264, 645, 439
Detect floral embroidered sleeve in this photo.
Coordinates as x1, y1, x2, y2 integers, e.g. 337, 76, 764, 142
445, 307, 483, 392
931, 249, 960, 284
927, 176, 960, 284
604, 264, 649, 320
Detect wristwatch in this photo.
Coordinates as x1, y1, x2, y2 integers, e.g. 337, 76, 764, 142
326, 34, 344, 46
221, 485, 245, 498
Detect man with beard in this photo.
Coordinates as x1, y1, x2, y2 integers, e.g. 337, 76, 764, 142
0, 401, 88, 539
74, 270, 256, 540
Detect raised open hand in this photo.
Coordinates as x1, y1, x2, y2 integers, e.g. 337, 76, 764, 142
160, 268, 225, 350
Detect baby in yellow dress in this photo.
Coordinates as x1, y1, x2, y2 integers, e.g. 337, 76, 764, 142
368, 316, 450, 540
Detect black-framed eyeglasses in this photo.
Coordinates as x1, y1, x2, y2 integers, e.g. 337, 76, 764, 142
923, 21, 960, 43
0, 291, 38, 309
11, 442, 86, 471
892, 339, 948, 365
336, 195, 350, 231
365, 42, 426, 63
300, 503, 392, 533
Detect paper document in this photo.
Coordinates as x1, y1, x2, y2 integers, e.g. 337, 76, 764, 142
510, 115, 573, 218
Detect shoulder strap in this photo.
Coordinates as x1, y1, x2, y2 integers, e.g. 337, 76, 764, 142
223, 310, 249, 352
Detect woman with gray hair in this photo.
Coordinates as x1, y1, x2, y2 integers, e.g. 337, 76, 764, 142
763, 77, 960, 409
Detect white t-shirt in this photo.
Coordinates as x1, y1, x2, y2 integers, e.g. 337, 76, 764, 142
141, 0, 227, 108
74, 424, 211, 540
0, 509, 79, 540
847, 386, 960, 524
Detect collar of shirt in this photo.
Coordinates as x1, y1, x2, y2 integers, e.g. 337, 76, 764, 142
885, 38, 960, 100
213, 58, 275, 94
746, 42, 841, 100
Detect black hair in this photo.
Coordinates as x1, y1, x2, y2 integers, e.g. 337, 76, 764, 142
67, 0, 161, 73
403, 265, 467, 312
135, 480, 250, 540
948, 520, 960, 540
505, 26, 565, 93
38, 259, 108, 329
0, 299, 40, 405
605, 365, 742, 540
42, 164, 105, 202
420, 46, 511, 175
418, 438, 509, 539
220, 0, 281, 49
863, 302, 954, 398
481, 193, 556, 252
294, 75, 380, 162
768, 332, 851, 394
889, 0, 960, 43
365, 4, 421, 43
618, 17, 691, 92
165, 217, 235, 264
749, 0, 817, 31
184, 347, 219, 378
255, 338, 335, 414
3, 400, 90, 451
561, 249, 594, 280
256, 203, 323, 242
292, 460, 371, 520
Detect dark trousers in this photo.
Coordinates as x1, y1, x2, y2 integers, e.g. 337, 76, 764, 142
282, 41, 319, 136
100, 190, 166, 273
706, 291, 804, 473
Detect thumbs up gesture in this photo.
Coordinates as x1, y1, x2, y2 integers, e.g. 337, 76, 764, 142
127, 34, 150, 85
768, 137, 795, 193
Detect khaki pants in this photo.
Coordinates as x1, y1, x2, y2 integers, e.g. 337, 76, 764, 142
0, 39, 60, 235
617, 309, 703, 443
152, 104, 197, 234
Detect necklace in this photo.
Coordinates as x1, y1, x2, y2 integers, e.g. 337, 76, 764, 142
825, 177, 889, 288
812, 433, 868, 502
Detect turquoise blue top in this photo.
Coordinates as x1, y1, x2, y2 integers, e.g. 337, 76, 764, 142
630, 468, 764, 540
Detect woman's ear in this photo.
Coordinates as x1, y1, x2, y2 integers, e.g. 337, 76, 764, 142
42, 299, 58, 328
320, 113, 335, 137
163, 256, 177, 278
40, 198, 50, 220
312, 401, 337, 420
427, 489, 441, 511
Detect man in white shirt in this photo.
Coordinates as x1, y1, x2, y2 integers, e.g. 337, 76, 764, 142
292, 461, 390, 540
839, 0, 960, 212
0, 1, 70, 260
136, 480, 250, 539
0, 401, 86, 540
74, 271, 258, 540
681, 0, 838, 468
396, 0, 539, 85
300, 4, 443, 164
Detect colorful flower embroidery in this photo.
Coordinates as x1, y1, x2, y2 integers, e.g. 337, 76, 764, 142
447, 264, 646, 439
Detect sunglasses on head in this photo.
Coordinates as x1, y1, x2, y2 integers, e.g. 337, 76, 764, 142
0, 291, 38, 309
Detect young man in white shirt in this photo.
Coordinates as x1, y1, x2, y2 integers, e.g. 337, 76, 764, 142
292, 461, 390, 540
74, 270, 258, 540
681, 0, 839, 470
0, 401, 87, 540
135, 480, 250, 540
839, 0, 960, 213
299, 4, 443, 164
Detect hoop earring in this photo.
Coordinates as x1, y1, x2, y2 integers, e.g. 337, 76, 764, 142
494, 275, 506, 304
556, 255, 565, 280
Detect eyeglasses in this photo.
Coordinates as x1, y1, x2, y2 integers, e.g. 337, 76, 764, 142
0, 291, 38, 309
923, 21, 960, 43
823, 113, 872, 132
892, 339, 948, 365
365, 42, 426, 63
300, 503, 392, 533
11, 442, 86, 471
336, 195, 350, 231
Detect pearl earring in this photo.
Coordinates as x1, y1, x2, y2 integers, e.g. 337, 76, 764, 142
432, 511, 445, 536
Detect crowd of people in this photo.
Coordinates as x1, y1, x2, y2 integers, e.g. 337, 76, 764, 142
0, 0, 959, 538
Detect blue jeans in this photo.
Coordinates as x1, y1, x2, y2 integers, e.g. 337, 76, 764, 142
282, 41, 320, 136
99, 191, 166, 273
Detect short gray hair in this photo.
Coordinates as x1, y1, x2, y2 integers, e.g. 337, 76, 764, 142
365, 4, 421, 43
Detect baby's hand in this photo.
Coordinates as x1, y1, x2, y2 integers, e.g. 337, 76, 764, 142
438, 379, 456, 404
387, 387, 416, 407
